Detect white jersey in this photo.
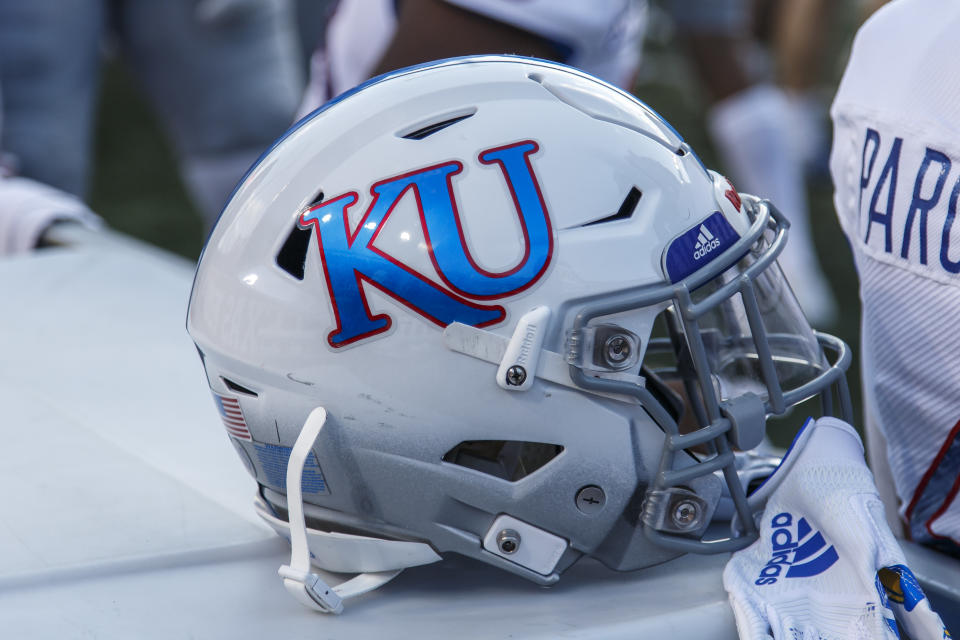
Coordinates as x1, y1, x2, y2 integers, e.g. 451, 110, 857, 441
298, 0, 646, 118
444, 0, 646, 87
830, 0, 960, 553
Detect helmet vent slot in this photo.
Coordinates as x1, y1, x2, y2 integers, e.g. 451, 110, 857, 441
276, 224, 313, 280
443, 440, 563, 482
222, 377, 258, 397
583, 187, 642, 226
400, 112, 475, 140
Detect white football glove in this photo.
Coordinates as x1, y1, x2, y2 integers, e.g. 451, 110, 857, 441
723, 417, 950, 640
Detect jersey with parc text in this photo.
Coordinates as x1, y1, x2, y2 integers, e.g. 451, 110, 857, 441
830, 0, 960, 554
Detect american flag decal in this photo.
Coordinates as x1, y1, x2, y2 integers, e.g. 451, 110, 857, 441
214, 393, 252, 441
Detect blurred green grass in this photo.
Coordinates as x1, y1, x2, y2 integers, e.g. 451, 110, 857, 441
88, 61, 205, 260
87, 20, 864, 445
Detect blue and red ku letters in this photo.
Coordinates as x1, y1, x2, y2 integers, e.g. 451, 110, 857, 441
299, 140, 553, 347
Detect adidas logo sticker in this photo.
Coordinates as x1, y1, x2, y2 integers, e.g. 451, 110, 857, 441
755, 512, 839, 585
693, 224, 721, 260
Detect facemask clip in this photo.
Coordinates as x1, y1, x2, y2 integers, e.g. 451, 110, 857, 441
566, 324, 641, 373
642, 487, 710, 535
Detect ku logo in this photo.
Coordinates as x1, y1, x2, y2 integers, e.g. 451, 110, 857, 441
299, 140, 554, 348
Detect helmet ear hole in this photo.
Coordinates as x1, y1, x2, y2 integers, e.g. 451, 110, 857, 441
443, 440, 563, 482
275, 224, 312, 280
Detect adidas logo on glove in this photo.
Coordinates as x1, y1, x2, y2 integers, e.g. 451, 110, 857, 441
755, 512, 840, 585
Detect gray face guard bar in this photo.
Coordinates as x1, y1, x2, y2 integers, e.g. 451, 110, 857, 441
568, 195, 852, 555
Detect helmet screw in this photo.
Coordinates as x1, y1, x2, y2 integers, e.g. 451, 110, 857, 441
505, 365, 527, 386
604, 335, 631, 364
496, 529, 521, 554
575, 485, 606, 514
671, 500, 701, 530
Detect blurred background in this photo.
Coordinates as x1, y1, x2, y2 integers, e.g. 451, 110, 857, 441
81, 0, 334, 258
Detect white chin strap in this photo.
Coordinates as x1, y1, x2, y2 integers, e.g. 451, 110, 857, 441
275, 407, 417, 614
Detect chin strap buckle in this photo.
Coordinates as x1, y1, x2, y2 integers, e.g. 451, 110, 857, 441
278, 565, 344, 614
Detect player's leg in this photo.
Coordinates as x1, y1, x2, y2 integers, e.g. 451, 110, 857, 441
116, 0, 303, 225
773, 0, 833, 170
0, 1, 107, 197
670, 0, 838, 325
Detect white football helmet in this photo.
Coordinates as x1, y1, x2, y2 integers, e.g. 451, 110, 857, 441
187, 56, 851, 613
